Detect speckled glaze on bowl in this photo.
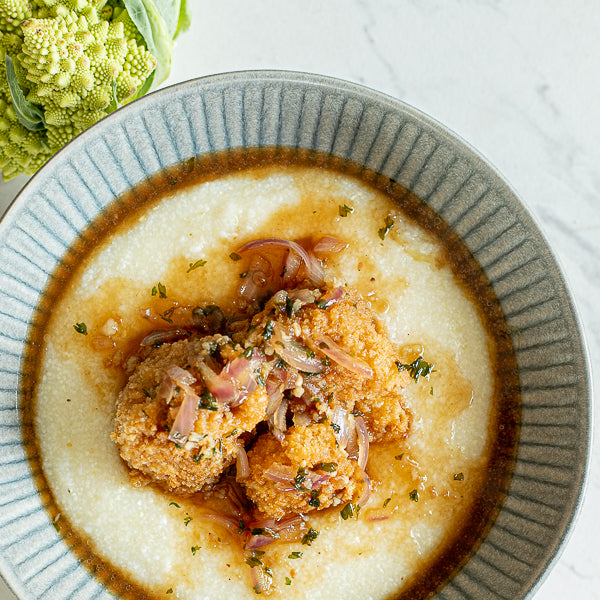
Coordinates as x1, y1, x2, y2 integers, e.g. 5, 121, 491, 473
0, 71, 591, 600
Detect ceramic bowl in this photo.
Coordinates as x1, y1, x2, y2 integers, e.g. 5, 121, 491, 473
0, 71, 591, 600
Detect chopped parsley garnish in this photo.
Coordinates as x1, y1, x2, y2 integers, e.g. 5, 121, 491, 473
301, 527, 319, 546
383, 497, 392, 508
161, 306, 175, 324
151, 282, 167, 298
292, 466, 310, 492
285, 577, 292, 585
394, 453, 404, 460
229, 252, 242, 261
142, 388, 151, 398
395, 356, 434, 382
73, 322, 88, 335
191, 545, 201, 555
242, 346, 254, 358
285, 295, 297, 317
339, 203, 354, 217
187, 259, 207, 272
288, 551, 303, 559
198, 391, 218, 411
313, 462, 337, 473
251, 527, 279, 538
262, 319, 274, 340
238, 520, 246, 534
330, 423, 341, 434
454, 472, 465, 481
169, 501, 180, 508
183, 516, 192, 526
225, 428, 239, 438
377, 215, 395, 240
409, 489, 419, 502
166, 589, 173, 594
246, 556, 263, 568
308, 489, 321, 508
340, 503, 359, 520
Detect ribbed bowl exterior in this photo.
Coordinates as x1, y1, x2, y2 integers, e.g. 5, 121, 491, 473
0, 71, 590, 600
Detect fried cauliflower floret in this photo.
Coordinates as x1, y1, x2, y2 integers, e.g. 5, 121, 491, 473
243, 424, 366, 519
112, 336, 267, 493
248, 285, 411, 442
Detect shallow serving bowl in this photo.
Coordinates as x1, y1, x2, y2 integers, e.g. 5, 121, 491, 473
0, 71, 591, 600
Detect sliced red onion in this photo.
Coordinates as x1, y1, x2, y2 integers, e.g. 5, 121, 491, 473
272, 397, 289, 442
313, 335, 373, 378
249, 514, 303, 532
270, 323, 324, 374
357, 469, 372, 508
236, 446, 250, 481
246, 534, 277, 550
331, 406, 349, 449
239, 253, 273, 300
282, 250, 302, 284
155, 374, 175, 404
287, 288, 316, 305
367, 513, 390, 522
317, 286, 345, 308
197, 361, 238, 404
355, 416, 370, 471
140, 328, 188, 346
165, 365, 196, 387
264, 462, 295, 484
312, 236, 347, 254
196, 512, 242, 535
265, 386, 284, 420
345, 416, 359, 460
167, 386, 199, 445
238, 238, 324, 285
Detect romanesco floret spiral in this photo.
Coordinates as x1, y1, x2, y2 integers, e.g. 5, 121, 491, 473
0, 0, 157, 179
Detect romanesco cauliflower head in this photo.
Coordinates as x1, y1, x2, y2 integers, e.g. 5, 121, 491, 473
0, 0, 159, 179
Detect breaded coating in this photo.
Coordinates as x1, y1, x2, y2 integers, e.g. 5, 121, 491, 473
113, 280, 412, 520
112, 336, 267, 493
243, 424, 366, 519
248, 286, 411, 442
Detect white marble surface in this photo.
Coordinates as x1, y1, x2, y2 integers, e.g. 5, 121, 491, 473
1, 1, 598, 598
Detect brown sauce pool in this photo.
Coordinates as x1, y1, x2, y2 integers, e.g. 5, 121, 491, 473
21, 147, 520, 599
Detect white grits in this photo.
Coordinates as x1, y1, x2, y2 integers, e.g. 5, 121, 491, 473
35, 165, 495, 599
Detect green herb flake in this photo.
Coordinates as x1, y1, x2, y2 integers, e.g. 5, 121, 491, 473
246, 556, 263, 568
152, 282, 167, 298
339, 203, 354, 217
308, 489, 321, 508
454, 472, 465, 481
187, 258, 207, 273
340, 503, 358, 520
394, 453, 404, 460
73, 322, 88, 335
191, 545, 201, 555
292, 466, 310, 492
183, 516, 192, 526
377, 215, 395, 240
166, 589, 173, 594
395, 356, 434, 382
409, 489, 419, 502
262, 319, 274, 340
198, 391, 218, 411
288, 551, 303, 559
330, 423, 341, 434
314, 462, 337, 473
238, 520, 246, 534
301, 527, 319, 546
383, 497, 392, 508
169, 501, 180, 508
229, 252, 242, 261
285, 576, 292, 585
